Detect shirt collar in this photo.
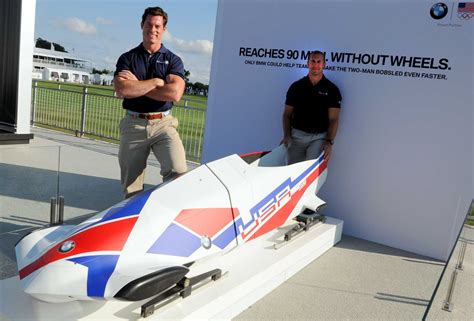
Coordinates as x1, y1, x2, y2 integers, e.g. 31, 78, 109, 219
137, 43, 169, 55
305, 74, 326, 86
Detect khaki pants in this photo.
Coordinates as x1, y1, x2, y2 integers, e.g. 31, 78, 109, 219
287, 128, 326, 164
118, 114, 187, 198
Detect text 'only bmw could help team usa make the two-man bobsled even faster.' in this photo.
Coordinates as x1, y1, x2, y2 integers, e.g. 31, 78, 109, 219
15, 145, 330, 315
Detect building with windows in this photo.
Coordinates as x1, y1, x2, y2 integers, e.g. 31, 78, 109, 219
32, 47, 92, 84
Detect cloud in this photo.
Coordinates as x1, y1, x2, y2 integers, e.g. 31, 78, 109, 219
163, 32, 213, 56
161, 32, 214, 83
176, 52, 213, 84
59, 17, 97, 35
103, 56, 117, 66
187, 65, 212, 84
96, 17, 113, 25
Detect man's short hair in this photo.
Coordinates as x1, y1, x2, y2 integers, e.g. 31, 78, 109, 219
308, 50, 325, 62
142, 7, 168, 26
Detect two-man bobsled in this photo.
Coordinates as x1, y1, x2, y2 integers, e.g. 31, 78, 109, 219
15, 145, 328, 304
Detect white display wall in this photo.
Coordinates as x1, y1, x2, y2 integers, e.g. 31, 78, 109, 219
204, 0, 473, 260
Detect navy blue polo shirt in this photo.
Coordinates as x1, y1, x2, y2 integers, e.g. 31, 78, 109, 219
114, 43, 185, 113
285, 75, 342, 133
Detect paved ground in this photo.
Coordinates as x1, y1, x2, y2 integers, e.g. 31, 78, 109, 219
0, 127, 472, 320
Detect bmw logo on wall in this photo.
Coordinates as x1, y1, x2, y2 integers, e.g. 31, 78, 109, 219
430, 3, 448, 19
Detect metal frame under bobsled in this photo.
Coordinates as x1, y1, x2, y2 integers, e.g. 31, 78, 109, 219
140, 268, 222, 318
287, 209, 327, 241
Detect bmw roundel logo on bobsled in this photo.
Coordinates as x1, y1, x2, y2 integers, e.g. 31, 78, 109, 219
15, 145, 328, 317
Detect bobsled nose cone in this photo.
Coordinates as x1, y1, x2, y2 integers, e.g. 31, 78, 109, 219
21, 259, 90, 303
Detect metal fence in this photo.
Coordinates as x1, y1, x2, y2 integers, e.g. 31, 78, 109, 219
30, 81, 206, 162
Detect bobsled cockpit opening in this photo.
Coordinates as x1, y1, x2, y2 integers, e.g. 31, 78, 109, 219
241, 145, 288, 168
239, 151, 271, 164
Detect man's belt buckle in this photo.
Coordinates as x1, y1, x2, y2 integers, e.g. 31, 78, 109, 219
127, 110, 168, 120
138, 112, 163, 120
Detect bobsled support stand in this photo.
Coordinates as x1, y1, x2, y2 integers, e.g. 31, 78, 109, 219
141, 268, 223, 318
275, 210, 327, 248
0, 216, 343, 320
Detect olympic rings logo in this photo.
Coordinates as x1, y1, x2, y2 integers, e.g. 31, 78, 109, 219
457, 12, 473, 20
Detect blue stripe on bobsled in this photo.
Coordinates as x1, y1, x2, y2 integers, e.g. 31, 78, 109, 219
73, 188, 155, 237
100, 188, 154, 223
68, 255, 119, 298
148, 223, 201, 257
213, 222, 239, 249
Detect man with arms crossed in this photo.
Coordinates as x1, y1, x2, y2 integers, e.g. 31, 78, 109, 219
114, 7, 187, 198
281, 50, 342, 164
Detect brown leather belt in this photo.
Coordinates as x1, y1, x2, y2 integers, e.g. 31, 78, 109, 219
126, 110, 170, 120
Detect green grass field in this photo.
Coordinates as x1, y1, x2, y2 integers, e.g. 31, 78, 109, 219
34, 80, 208, 108
32, 80, 207, 162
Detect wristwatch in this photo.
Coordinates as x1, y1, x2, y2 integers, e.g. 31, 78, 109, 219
325, 139, 334, 145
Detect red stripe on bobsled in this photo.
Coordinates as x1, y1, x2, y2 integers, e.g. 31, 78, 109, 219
175, 208, 238, 237
19, 216, 138, 279
247, 159, 327, 241
239, 151, 270, 158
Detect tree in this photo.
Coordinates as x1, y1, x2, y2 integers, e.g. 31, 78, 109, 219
35, 38, 67, 52
92, 68, 112, 75
184, 69, 191, 84
35, 37, 51, 50
52, 42, 67, 52
193, 82, 206, 91
191, 82, 208, 96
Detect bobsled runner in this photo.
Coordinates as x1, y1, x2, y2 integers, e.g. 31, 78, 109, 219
15, 145, 328, 307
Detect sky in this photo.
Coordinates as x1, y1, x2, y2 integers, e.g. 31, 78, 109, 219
34, 0, 218, 84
